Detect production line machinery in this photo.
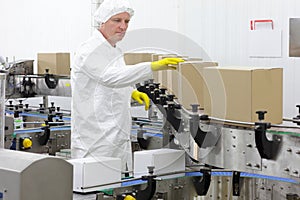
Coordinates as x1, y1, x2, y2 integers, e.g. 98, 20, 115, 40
2, 59, 72, 156
4, 98, 299, 199
135, 79, 300, 177
1, 59, 300, 200
4, 100, 71, 156
4, 59, 71, 99
0, 72, 73, 200
75, 79, 300, 200
119, 79, 300, 199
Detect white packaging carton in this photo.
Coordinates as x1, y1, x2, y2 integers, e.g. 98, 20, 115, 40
134, 149, 185, 178
68, 157, 121, 193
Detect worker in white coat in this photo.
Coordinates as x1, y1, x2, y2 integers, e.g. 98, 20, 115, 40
71, 0, 184, 173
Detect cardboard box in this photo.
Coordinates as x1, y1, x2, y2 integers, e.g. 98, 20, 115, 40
38, 53, 70, 75
157, 55, 179, 89
185, 57, 203, 62
124, 53, 153, 65
150, 54, 177, 87
172, 61, 218, 109
68, 157, 121, 193
151, 54, 178, 62
134, 148, 185, 178
151, 56, 203, 94
203, 67, 283, 124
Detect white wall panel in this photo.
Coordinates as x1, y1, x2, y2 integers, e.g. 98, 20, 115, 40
129, 0, 179, 31
182, 0, 300, 119
0, 0, 90, 68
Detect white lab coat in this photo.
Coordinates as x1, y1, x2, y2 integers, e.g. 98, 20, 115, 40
71, 30, 152, 171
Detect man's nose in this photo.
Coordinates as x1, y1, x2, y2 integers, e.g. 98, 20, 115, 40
120, 21, 127, 29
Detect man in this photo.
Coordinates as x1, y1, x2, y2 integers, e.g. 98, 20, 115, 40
71, 0, 183, 173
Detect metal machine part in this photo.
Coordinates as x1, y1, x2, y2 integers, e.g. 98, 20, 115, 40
6, 74, 71, 98
0, 149, 73, 200
0, 73, 5, 148
131, 118, 163, 150
35, 76, 71, 96
1, 72, 73, 200
6, 60, 35, 98
4, 58, 70, 98
5, 125, 71, 155
132, 115, 300, 183
136, 79, 300, 183
74, 170, 299, 200
4, 110, 71, 155
4, 98, 71, 155
5, 59, 70, 98
68, 78, 300, 200
3, 75, 300, 199
8, 59, 34, 75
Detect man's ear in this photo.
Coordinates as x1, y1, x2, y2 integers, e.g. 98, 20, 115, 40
98, 23, 105, 31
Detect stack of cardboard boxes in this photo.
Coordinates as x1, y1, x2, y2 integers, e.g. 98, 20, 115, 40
124, 52, 283, 124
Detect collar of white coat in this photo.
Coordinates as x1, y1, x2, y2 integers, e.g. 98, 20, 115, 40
93, 29, 118, 48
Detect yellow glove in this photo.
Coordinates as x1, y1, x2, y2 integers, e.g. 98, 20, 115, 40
131, 90, 150, 111
151, 57, 184, 71
124, 195, 136, 200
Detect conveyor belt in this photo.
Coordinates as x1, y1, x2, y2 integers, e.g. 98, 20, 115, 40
131, 129, 163, 138
267, 129, 300, 137
121, 171, 299, 187
13, 125, 154, 137
6, 110, 71, 121
13, 126, 71, 135
133, 118, 163, 125
186, 171, 299, 184
7, 112, 299, 188
131, 125, 162, 133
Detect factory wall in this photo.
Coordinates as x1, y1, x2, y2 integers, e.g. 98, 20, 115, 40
178, 0, 300, 119
0, 0, 90, 68
0, 0, 300, 119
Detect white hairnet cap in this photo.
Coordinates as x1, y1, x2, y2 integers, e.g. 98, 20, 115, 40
94, 0, 134, 25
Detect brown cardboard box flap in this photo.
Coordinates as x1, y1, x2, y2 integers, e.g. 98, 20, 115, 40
124, 53, 153, 65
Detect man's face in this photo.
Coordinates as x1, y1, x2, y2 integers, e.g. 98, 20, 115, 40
100, 12, 131, 46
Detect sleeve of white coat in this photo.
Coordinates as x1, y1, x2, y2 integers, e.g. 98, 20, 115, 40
99, 62, 153, 88
79, 45, 153, 88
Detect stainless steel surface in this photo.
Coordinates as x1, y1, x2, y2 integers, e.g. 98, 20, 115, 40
4, 126, 71, 155
4, 115, 14, 136
149, 98, 300, 183
0, 73, 6, 148
262, 132, 300, 179
6, 74, 71, 98
8, 59, 34, 75
36, 77, 71, 96
4, 110, 71, 155
193, 126, 300, 183
72, 173, 300, 200
0, 149, 73, 200
73, 193, 97, 200
136, 103, 300, 184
